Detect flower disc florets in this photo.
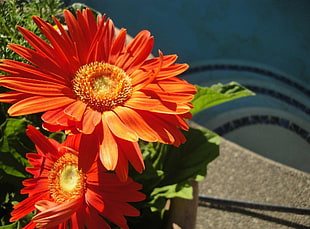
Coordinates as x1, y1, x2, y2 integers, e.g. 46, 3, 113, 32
73, 62, 133, 112
49, 152, 86, 203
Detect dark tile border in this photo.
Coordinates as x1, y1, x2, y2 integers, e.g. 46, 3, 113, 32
183, 64, 310, 98
213, 115, 310, 144
245, 85, 310, 116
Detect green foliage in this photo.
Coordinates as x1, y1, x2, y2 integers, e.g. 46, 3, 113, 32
0, 221, 19, 229
0, 118, 35, 227
0, 118, 33, 180
0, 0, 65, 63
128, 127, 220, 229
190, 82, 255, 115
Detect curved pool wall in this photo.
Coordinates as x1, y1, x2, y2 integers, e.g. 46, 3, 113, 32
185, 61, 310, 173
69, 0, 310, 172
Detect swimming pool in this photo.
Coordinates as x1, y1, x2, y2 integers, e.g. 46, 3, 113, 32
185, 60, 310, 173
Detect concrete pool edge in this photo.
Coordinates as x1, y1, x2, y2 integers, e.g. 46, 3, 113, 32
196, 134, 310, 228
190, 122, 310, 229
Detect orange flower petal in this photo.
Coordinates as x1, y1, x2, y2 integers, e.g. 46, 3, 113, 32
154, 113, 190, 131
41, 108, 74, 132
85, 16, 110, 63
42, 122, 64, 132
30, 17, 80, 75
62, 133, 81, 153
8, 96, 75, 116
130, 49, 164, 90
17, 26, 59, 65
8, 44, 67, 78
41, 108, 75, 129
33, 198, 82, 228
63, 10, 89, 62
102, 202, 139, 228
18, 23, 77, 78
73, 9, 97, 38
64, 9, 101, 64
0, 91, 29, 103
125, 93, 192, 114
26, 153, 44, 167
0, 59, 67, 85
52, 17, 78, 65
130, 69, 155, 91
77, 108, 102, 134
142, 54, 178, 69
146, 77, 197, 94
79, 130, 100, 172
115, 30, 153, 74
103, 110, 138, 142
118, 139, 144, 174
125, 37, 154, 75
99, 120, 118, 170
26, 125, 60, 159
144, 90, 195, 103
141, 56, 189, 80
140, 110, 186, 146
113, 106, 159, 142
10, 192, 48, 222
0, 77, 72, 96
141, 80, 196, 103
83, 206, 111, 229
101, 19, 115, 61
114, 149, 129, 181
108, 28, 127, 64
155, 63, 189, 80
85, 188, 105, 212
64, 100, 87, 121
21, 178, 49, 194
23, 221, 36, 229
35, 200, 58, 212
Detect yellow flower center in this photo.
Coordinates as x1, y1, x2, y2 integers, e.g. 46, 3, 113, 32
49, 153, 86, 203
59, 165, 80, 192
73, 62, 133, 112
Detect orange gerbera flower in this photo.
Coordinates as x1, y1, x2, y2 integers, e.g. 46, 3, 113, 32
10, 125, 145, 229
0, 8, 196, 180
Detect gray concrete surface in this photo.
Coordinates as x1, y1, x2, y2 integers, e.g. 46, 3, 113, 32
196, 137, 310, 229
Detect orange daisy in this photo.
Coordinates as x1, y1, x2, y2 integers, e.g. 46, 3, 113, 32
0, 8, 196, 180
10, 125, 145, 229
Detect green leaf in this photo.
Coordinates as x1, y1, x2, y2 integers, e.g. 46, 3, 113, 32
0, 118, 43, 228
161, 127, 219, 187
191, 82, 255, 115
131, 142, 166, 195
150, 183, 193, 211
0, 118, 33, 180
131, 126, 220, 217
0, 221, 19, 229
0, 162, 25, 178
48, 131, 66, 143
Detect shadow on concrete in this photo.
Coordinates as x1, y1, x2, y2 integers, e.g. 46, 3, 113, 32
200, 202, 309, 229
